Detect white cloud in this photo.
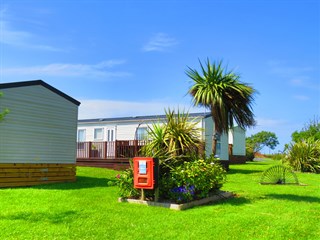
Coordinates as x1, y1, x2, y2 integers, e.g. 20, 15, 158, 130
0, 20, 62, 51
293, 95, 310, 101
255, 117, 287, 128
268, 62, 313, 77
290, 77, 320, 91
78, 99, 204, 119
143, 33, 178, 52
290, 78, 306, 86
267, 60, 319, 91
1, 60, 130, 79
246, 117, 288, 136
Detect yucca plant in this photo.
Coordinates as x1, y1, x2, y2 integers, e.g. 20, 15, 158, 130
140, 122, 170, 160
164, 109, 202, 157
140, 109, 203, 171
283, 138, 320, 173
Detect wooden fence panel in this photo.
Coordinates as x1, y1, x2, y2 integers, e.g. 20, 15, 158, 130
76, 140, 148, 169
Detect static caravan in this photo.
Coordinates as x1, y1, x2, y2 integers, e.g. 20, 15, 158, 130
0, 80, 80, 187
77, 113, 246, 168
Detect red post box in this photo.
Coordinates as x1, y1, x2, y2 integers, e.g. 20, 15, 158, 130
133, 157, 158, 189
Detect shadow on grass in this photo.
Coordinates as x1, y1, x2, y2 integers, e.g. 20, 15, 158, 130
31, 176, 117, 190
1, 210, 79, 224
222, 195, 252, 205
265, 194, 320, 203
228, 168, 263, 175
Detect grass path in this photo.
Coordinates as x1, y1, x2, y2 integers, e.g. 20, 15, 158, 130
0, 160, 319, 239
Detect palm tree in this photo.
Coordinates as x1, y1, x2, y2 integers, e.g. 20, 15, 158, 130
186, 59, 257, 155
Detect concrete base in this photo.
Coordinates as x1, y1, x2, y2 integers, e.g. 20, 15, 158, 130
118, 190, 234, 210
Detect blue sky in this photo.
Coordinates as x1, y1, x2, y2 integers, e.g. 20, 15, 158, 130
0, 0, 319, 152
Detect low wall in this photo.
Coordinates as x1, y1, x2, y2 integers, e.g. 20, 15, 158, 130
229, 155, 247, 164
0, 163, 76, 188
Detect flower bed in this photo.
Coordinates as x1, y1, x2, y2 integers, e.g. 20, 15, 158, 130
118, 190, 234, 210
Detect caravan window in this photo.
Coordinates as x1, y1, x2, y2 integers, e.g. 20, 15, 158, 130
77, 129, 86, 142
94, 128, 104, 141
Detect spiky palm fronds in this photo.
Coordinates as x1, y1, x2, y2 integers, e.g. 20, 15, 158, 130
186, 59, 256, 134
140, 109, 203, 169
284, 138, 320, 173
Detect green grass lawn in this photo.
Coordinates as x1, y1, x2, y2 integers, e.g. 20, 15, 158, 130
0, 160, 319, 240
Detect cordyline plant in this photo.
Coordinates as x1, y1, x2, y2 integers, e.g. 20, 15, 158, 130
186, 59, 257, 155
140, 109, 204, 171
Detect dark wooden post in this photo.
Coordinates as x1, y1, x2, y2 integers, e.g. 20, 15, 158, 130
88, 142, 92, 158
134, 140, 138, 157
104, 141, 108, 159
115, 140, 118, 159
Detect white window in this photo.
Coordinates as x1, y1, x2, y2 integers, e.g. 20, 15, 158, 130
77, 129, 86, 142
94, 128, 104, 141
136, 127, 148, 140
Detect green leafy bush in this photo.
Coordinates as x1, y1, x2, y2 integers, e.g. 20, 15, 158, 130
116, 168, 140, 198
283, 138, 320, 173
291, 117, 320, 142
171, 159, 226, 198
264, 153, 285, 160
159, 158, 226, 203
245, 147, 255, 161
117, 158, 226, 203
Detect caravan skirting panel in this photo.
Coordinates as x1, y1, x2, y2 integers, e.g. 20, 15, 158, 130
0, 163, 76, 188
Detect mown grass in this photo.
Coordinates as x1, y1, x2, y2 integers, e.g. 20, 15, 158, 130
0, 160, 319, 240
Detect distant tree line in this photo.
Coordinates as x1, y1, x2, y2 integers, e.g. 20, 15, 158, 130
245, 117, 320, 173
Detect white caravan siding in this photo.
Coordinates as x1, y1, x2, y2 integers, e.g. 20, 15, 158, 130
203, 115, 229, 160
0, 85, 79, 164
78, 122, 148, 141
231, 126, 246, 155
204, 116, 214, 157
78, 118, 205, 142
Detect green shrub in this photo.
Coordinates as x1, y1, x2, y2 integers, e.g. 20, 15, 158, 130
246, 147, 255, 161
116, 168, 140, 198
117, 158, 226, 203
159, 158, 226, 203
264, 153, 285, 160
283, 138, 320, 173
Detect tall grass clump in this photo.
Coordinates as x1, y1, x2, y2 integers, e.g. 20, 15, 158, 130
283, 138, 320, 173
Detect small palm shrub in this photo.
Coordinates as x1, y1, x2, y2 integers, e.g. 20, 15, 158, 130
283, 138, 320, 173
140, 109, 203, 171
